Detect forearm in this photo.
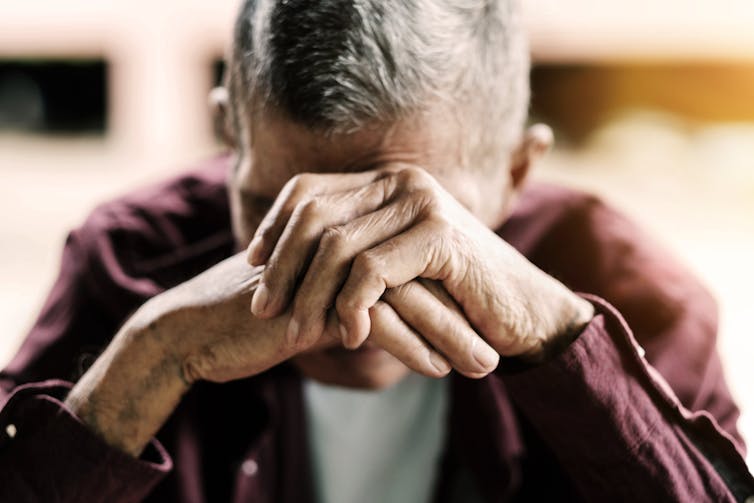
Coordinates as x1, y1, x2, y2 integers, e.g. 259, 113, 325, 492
502, 295, 753, 501
65, 298, 190, 457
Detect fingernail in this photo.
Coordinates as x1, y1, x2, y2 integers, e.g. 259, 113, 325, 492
247, 236, 263, 265
251, 283, 269, 316
472, 341, 499, 371
287, 318, 300, 344
429, 352, 451, 374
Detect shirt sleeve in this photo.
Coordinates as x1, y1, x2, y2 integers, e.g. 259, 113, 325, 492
0, 209, 170, 502
0, 380, 171, 503
501, 294, 754, 502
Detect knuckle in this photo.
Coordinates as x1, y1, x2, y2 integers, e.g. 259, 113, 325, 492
432, 316, 476, 364
296, 198, 325, 222
260, 262, 278, 287
261, 259, 288, 294
459, 334, 480, 364
377, 163, 404, 176
407, 347, 433, 372
397, 165, 430, 187
353, 251, 381, 278
319, 225, 348, 254
289, 172, 314, 192
399, 352, 424, 372
440, 315, 472, 353
411, 187, 440, 212
281, 176, 304, 203
335, 292, 358, 315
254, 221, 275, 243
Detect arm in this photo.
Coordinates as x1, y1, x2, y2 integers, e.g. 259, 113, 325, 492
0, 218, 466, 502
513, 186, 744, 444
243, 165, 754, 501
495, 192, 753, 500
0, 249, 327, 502
0, 206, 322, 501
0, 225, 174, 503
502, 295, 753, 502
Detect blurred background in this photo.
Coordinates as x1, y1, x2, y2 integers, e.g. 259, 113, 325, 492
0, 0, 752, 467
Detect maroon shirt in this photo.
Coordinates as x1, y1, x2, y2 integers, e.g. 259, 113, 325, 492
1, 155, 752, 502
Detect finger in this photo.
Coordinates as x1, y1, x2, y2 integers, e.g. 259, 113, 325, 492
247, 170, 389, 266
251, 176, 398, 320
335, 219, 449, 347
384, 280, 498, 376
273, 309, 343, 362
367, 300, 451, 378
290, 194, 427, 347
301, 308, 345, 353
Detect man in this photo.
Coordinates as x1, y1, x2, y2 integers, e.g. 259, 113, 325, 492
1, 0, 752, 501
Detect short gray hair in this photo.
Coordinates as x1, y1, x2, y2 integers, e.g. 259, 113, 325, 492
229, 0, 530, 171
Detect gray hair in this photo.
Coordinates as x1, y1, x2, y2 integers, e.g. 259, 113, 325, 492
228, 0, 530, 171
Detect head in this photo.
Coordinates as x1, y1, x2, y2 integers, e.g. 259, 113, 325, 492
216, 0, 551, 389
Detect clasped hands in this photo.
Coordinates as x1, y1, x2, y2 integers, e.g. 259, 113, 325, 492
240, 164, 593, 379
62, 165, 594, 458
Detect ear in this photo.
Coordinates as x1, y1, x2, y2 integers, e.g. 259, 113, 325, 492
209, 86, 236, 149
508, 123, 554, 190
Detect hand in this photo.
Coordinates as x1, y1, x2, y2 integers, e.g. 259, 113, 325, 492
246, 169, 500, 378
160, 253, 336, 383
66, 253, 321, 456
159, 252, 459, 381
64, 249, 459, 456
247, 165, 593, 368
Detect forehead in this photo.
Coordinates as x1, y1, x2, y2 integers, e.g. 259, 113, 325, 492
242, 109, 465, 197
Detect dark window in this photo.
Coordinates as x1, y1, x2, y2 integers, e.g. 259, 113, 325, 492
0, 59, 107, 134
213, 59, 226, 87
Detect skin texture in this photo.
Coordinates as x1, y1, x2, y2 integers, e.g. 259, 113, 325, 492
230, 109, 518, 388
64, 96, 593, 457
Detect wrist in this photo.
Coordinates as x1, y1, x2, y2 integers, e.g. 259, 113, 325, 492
522, 281, 594, 364
550, 293, 594, 351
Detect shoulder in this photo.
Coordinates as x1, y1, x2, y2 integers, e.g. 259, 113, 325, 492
71, 155, 235, 309
502, 181, 718, 348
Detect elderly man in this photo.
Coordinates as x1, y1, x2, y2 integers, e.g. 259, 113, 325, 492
1, 0, 753, 501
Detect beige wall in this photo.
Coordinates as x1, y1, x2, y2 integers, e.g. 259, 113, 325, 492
0, 0, 238, 167
3, 0, 754, 169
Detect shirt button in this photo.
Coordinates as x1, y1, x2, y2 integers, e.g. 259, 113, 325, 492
241, 459, 258, 477
5, 424, 17, 439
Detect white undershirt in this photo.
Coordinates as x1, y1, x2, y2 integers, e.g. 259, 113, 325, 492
303, 373, 449, 503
